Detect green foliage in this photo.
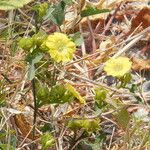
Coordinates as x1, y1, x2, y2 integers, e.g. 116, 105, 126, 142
67, 119, 83, 130
110, 98, 123, 108
41, 133, 55, 150
19, 37, 34, 52
0, 144, 15, 150
33, 2, 49, 22
37, 84, 74, 106
119, 73, 132, 88
41, 123, 53, 133
44, 0, 73, 25
114, 107, 130, 130
37, 85, 50, 107
82, 119, 100, 132
27, 53, 43, 80
49, 84, 74, 104
84, 134, 106, 150
0, 129, 16, 149
65, 83, 86, 104
70, 32, 84, 46
10, 40, 19, 56
44, 1, 66, 26
0, 81, 6, 107
0, 130, 6, 140
19, 32, 49, 80
0, 93, 6, 107
32, 32, 47, 47
35, 61, 55, 86
130, 84, 138, 93
67, 118, 100, 133
81, 6, 109, 17
94, 87, 108, 108
0, 0, 32, 10
19, 32, 47, 52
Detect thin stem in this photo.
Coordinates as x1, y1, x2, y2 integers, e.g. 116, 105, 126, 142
31, 78, 37, 149
31, 10, 41, 149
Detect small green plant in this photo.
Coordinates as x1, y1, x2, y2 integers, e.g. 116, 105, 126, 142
94, 87, 108, 109
41, 133, 55, 150
67, 118, 100, 133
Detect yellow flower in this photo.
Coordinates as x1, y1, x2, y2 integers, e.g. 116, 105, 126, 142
104, 57, 132, 77
45, 32, 76, 63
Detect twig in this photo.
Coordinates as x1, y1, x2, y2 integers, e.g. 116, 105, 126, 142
69, 131, 87, 150
66, 28, 147, 67
87, 17, 97, 53
112, 34, 144, 58
0, 73, 13, 84
108, 127, 115, 150
101, 2, 122, 36
70, 139, 83, 150
70, 72, 126, 94
16, 138, 40, 150
112, 26, 150, 58
18, 125, 35, 148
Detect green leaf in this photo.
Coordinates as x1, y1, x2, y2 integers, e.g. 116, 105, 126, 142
37, 85, 50, 107
67, 118, 100, 132
111, 99, 123, 108
0, 130, 6, 139
130, 84, 137, 93
119, 73, 132, 88
33, 2, 49, 22
0, 144, 14, 150
94, 87, 108, 108
27, 53, 43, 80
0, 93, 6, 107
41, 123, 53, 133
70, 32, 84, 46
0, 82, 6, 107
28, 63, 35, 81
49, 84, 74, 104
65, 83, 86, 104
81, 6, 109, 17
67, 119, 83, 130
82, 119, 100, 132
44, 1, 66, 25
84, 134, 106, 150
31, 53, 43, 64
41, 133, 55, 150
0, 0, 32, 10
36, 83, 75, 105
32, 31, 47, 47
114, 107, 130, 130
19, 37, 34, 52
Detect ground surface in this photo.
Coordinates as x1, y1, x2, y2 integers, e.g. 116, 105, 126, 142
0, 0, 150, 150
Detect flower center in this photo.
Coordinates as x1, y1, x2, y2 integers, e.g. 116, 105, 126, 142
113, 63, 123, 72
57, 41, 66, 52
